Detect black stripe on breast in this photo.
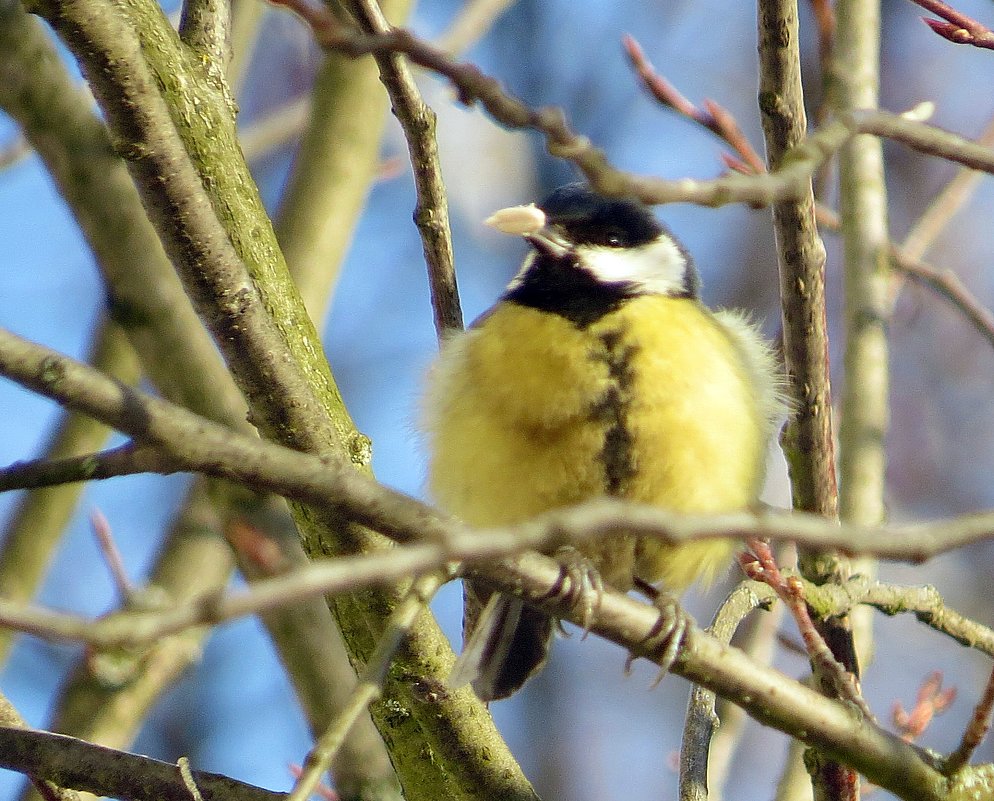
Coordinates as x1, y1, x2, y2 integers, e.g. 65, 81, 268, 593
591, 328, 638, 495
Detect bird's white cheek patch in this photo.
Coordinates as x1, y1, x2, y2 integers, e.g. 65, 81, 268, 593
579, 237, 688, 295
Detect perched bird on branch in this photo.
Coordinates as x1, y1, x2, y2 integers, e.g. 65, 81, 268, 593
423, 183, 785, 700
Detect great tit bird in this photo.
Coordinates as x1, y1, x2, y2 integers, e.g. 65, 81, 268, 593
423, 183, 785, 701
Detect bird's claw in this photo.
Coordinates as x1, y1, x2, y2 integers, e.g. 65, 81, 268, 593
542, 546, 603, 639
624, 589, 693, 687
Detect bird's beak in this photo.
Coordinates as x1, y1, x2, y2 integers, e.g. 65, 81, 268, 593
484, 203, 571, 259
524, 229, 570, 260
484, 203, 546, 235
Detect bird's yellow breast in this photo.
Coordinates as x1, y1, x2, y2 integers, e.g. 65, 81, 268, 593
423, 295, 767, 592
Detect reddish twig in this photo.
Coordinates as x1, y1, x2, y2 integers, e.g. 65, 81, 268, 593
739, 539, 873, 718
892, 671, 956, 743
897, 253, 994, 353
944, 664, 994, 775
89, 508, 134, 602
622, 34, 766, 174
288, 765, 339, 801
226, 519, 289, 575
909, 0, 994, 49
809, 0, 836, 69
816, 203, 994, 356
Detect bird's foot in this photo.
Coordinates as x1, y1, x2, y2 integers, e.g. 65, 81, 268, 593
626, 579, 693, 687
541, 545, 604, 639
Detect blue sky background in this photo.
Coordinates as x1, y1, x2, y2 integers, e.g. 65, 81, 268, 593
4, 1, 994, 799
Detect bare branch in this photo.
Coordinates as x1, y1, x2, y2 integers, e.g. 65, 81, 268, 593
900, 116, 994, 261
817, 205, 994, 356
10, 329, 994, 567
227, 514, 400, 801
89, 509, 135, 603
894, 252, 994, 352
0, 728, 285, 801
288, 575, 442, 801
623, 35, 765, 174
269, 2, 994, 208
0, 318, 139, 663
758, 0, 838, 517
944, 665, 994, 774
0, 562, 961, 801
343, 0, 463, 338
433, 0, 517, 55
0, 445, 174, 491
680, 583, 774, 801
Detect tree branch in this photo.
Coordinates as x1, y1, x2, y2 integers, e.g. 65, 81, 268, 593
0, 319, 139, 662
28, 4, 530, 797
344, 0, 463, 338
9, 328, 994, 564
680, 583, 774, 801
758, 0, 838, 517
0, 728, 286, 801
909, 0, 994, 50
0, 558, 964, 801
273, 0, 414, 325
270, 1, 994, 206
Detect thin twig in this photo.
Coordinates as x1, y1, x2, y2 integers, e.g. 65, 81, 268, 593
617, 28, 994, 380
0, 444, 181, 490
434, 0, 517, 55
944, 665, 994, 774
89, 509, 134, 603
623, 35, 765, 174
740, 541, 872, 719
226, 514, 401, 801
908, 0, 994, 49
239, 98, 311, 162
894, 252, 994, 352
0, 317, 139, 663
269, 0, 994, 206
708, 582, 786, 800
288, 575, 442, 801
680, 583, 774, 801
901, 116, 994, 261
817, 205, 994, 355
343, 0, 463, 338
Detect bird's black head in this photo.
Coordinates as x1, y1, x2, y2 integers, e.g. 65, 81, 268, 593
537, 183, 665, 249
501, 184, 700, 327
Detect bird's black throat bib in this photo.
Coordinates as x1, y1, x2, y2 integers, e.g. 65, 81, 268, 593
502, 253, 640, 328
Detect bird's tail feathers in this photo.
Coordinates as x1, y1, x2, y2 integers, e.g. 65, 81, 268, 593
449, 593, 554, 701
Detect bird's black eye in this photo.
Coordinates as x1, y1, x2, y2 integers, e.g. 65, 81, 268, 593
604, 229, 626, 248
